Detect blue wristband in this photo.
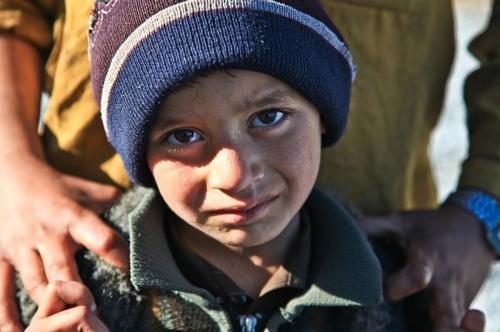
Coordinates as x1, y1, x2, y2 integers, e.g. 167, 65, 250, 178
445, 189, 500, 258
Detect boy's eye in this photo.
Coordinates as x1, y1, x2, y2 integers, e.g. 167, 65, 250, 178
250, 109, 286, 128
166, 129, 202, 145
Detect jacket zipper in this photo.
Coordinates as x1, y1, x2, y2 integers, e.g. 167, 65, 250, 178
239, 314, 260, 332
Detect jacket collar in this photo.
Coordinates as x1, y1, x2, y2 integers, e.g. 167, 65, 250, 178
128, 188, 382, 308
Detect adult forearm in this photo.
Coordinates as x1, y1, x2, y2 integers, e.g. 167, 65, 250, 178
0, 33, 44, 168
0, 19, 128, 331
460, 0, 500, 197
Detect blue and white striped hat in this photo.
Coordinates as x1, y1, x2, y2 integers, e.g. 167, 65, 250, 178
89, 0, 356, 186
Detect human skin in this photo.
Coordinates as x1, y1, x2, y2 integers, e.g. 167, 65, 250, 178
0, 34, 129, 331
147, 70, 322, 297
361, 207, 493, 332
25, 280, 108, 332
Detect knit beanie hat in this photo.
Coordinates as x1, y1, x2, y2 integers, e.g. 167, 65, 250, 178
89, 0, 356, 186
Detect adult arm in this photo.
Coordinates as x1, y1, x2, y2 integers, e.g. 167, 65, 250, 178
362, 3, 500, 330
459, 0, 500, 195
0, 6, 129, 331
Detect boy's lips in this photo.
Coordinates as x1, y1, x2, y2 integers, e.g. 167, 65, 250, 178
205, 195, 279, 224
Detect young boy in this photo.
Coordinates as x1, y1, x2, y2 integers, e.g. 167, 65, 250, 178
22, 0, 389, 330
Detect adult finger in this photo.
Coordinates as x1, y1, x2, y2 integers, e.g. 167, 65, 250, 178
37, 239, 81, 282
460, 310, 485, 332
15, 249, 47, 304
32, 282, 65, 319
0, 260, 22, 332
30, 306, 108, 332
64, 175, 121, 214
35, 281, 96, 318
68, 209, 129, 273
385, 255, 433, 301
431, 281, 464, 331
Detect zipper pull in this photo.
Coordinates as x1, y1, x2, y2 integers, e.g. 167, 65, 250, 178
239, 314, 259, 332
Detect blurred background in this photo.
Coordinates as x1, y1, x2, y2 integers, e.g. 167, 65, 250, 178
429, 0, 499, 330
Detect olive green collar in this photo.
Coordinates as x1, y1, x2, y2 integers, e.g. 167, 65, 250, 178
128, 188, 382, 311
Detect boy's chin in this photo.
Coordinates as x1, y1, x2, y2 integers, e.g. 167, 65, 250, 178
214, 227, 281, 250
208, 213, 300, 251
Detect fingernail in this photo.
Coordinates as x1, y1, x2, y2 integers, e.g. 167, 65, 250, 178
90, 301, 97, 312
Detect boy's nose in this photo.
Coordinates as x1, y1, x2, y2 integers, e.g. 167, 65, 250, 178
207, 146, 264, 194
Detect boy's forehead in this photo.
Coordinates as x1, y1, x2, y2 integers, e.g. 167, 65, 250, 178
156, 70, 305, 119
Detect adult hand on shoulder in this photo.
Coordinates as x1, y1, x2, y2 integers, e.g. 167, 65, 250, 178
0, 158, 129, 329
26, 280, 109, 332
0, 34, 127, 330
361, 205, 495, 332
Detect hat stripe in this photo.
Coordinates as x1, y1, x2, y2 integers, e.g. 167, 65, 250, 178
101, 0, 355, 136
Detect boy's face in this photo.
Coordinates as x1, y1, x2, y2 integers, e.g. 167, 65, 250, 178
147, 70, 322, 248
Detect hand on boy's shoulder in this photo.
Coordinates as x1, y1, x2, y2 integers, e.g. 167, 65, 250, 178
361, 206, 494, 332
0, 162, 129, 330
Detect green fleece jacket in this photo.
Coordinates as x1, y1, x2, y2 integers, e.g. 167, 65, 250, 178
18, 187, 393, 331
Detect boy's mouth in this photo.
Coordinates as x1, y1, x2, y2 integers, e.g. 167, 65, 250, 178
206, 195, 279, 224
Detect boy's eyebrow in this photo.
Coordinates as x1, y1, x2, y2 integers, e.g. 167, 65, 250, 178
151, 86, 297, 133
151, 116, 184, 133
245, 86, 295, 109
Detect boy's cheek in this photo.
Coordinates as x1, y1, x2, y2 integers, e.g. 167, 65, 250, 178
267, 130, 321, 189
150, 161, 205, 213
276, 123, 322, 166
